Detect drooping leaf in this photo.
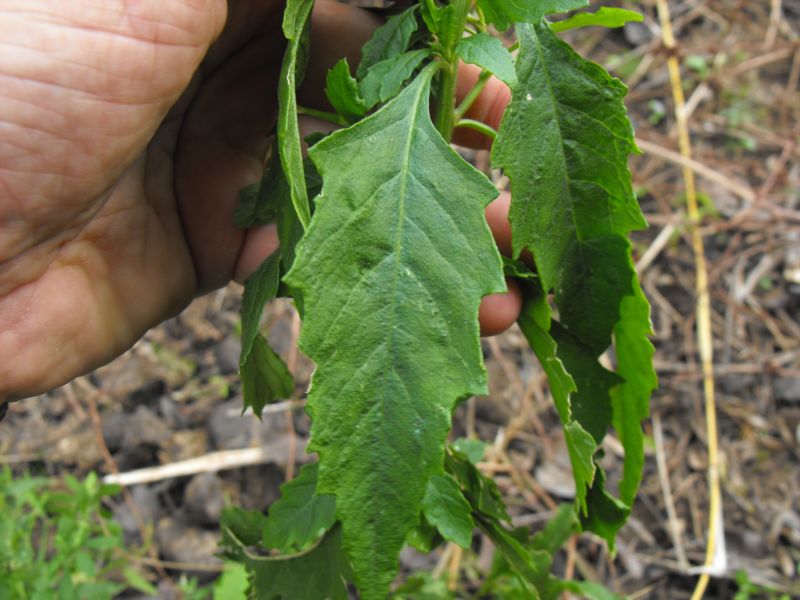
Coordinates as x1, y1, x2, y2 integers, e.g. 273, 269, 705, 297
550, 7, 643, 33
393, 573, 453, 599
241, 334, 294, 416
478, 0, 589, 31
326, 58, 367, 123
277, 0, 314, 230
285, 65, 505, 598
455, 33, 517, 86
225, 525, 352, 600
516, 285, 596, 514
494, 23, 653, 542
239, 253, 294, 416
240, 253, 281, 367
262, 462, 336, 553
421, 475, 474, 549
359, 49, 432, 110
493, 22, 645, 349
357, 5, 419, 79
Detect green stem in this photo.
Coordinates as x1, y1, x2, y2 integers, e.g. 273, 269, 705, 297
455, 118, 497, 141
297, 106, 346, 127
433, 0, 471, 142
454, 70, 491, 121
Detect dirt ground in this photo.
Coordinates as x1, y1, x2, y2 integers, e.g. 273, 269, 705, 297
1, 1, 798, 598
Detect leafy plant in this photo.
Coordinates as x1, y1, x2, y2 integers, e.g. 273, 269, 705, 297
0, 468, 155, 599
225, 1, 656, 597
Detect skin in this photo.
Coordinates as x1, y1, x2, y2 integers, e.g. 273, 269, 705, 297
0, 0, 520, 403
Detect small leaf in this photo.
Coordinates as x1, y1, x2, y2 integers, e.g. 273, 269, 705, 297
277, 0, 314, 230
220, 507, 268, 548
240, 253, 281, 366
262, 462, 337, 553
326, 58, 367, 122
531, 504, 576, 555
213, 563, 249, 600
478, 0, 589, 31
421, 475, 474, 549
227, 525, 352, 600
456, 33, 517, 86
357, 5, 419, 79
550, 7, 643, 33
502, 257, 537, 281
405, 515, 440, 554
451, 438, 487, 465
241, 334, 293, 417
359, 49, 432, 110
419, 0, 441, 34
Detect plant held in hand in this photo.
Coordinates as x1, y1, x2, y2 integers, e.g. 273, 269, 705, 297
223, 1, 656, 598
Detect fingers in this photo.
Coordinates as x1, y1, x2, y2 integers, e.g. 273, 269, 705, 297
479, 278, 522, 336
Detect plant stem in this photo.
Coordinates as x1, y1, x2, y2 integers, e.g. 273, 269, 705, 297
454, 70, 491, 121
455, 118, 497, 140
297, 106, 346, 127
433, 0, 471, 142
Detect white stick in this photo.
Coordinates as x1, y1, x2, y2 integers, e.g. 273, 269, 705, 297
103, 447, 277, 487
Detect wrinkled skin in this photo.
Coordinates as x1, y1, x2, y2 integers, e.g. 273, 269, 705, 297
0, 0, 517, 403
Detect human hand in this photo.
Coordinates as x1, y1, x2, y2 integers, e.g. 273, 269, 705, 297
0, 0, 519, 403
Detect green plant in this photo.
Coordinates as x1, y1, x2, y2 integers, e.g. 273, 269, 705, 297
223, 1, 656, 598
0, 468, 155, 599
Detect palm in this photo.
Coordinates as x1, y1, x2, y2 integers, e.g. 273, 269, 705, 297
0, 0, 286, 399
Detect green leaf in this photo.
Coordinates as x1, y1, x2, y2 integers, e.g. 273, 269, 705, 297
530, 504, 576, 555
226, 525, 352, 600
516, 285, 596, 514
455, 33, 517, 86
262, 463, 336, 553
551, 323, 621, 443
405, 514, 440, 554
357, 5, 419, 79
451, 438, 487, 465
551, 7, 643, 33
241, 334, 293, 416
421, 475, 474, 549
213, 563, 249, 600
221, 508, 267, 548
502, 257, 537, 281
419, 0, 441, 34
557, 579, 622, 600
446, 450, 510, 524
580, 458, 630, 549
240, 253, 281, 367
326, 58, 367, 123
277, 0, 314, 231
611, 281, 656, 506
475, 514, 550, 598
478, 0, 589, 31
359, 49, 432, 110
494, 23, 653, 542
285, 65, 504, 599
